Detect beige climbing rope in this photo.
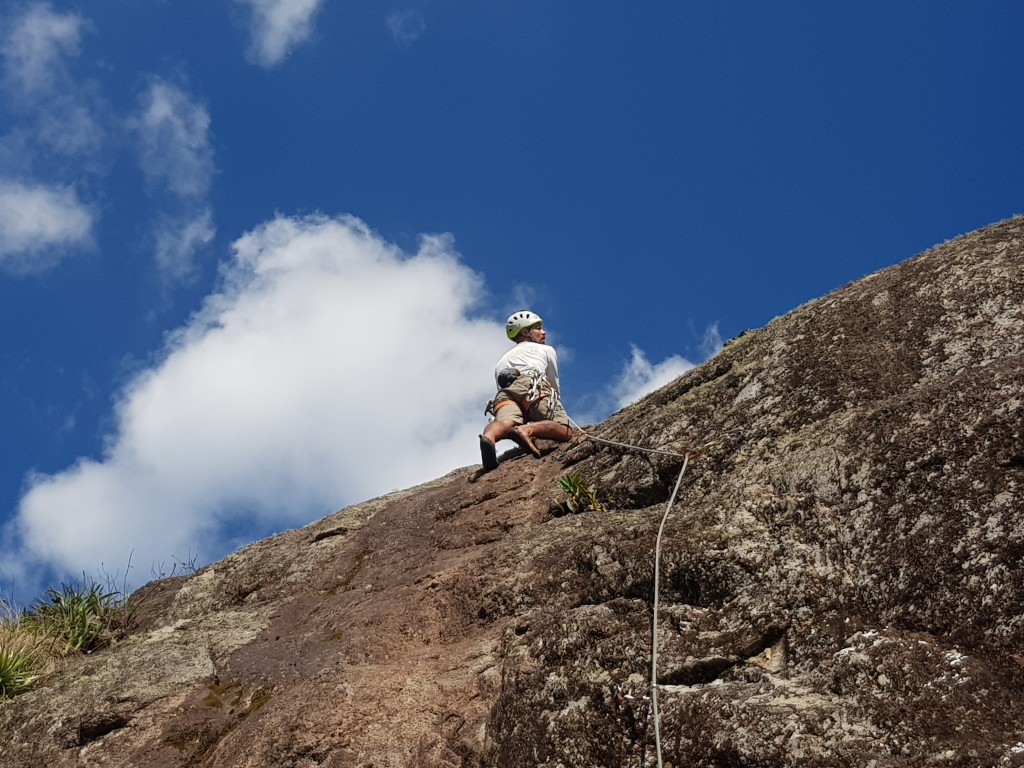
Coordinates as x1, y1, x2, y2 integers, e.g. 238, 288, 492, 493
568, 420, 743, 768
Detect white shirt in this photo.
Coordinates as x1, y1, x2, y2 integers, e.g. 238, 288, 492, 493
494, 341, 560, 392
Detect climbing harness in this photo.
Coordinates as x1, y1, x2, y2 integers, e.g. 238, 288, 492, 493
486, 368, 562, 422
484, 397, 514, 416
567, 420, 744, 768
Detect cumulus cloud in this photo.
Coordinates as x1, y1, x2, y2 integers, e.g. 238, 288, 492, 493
1, 214, 506, 593
386, 10, 426, 45
235, 0, 324, 67
0, 179, 94, 270
611, 345, 697, 409
609, 325, 724, 409
569, 324, 724, 424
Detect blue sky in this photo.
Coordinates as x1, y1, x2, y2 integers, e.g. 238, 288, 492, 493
2, 1, 1022, 602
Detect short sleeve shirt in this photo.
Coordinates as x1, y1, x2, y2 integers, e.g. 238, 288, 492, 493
494, 341, 560, 392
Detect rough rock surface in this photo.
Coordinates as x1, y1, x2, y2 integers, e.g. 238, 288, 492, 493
3, 216, 1024, 767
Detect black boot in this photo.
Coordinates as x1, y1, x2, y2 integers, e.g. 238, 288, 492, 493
479, 435, 498, 471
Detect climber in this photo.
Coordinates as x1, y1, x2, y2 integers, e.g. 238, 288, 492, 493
479, 310, 574, 471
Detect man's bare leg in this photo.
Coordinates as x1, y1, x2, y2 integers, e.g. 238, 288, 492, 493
480, 419, 518, 471
517, 421, 573, 443
511, 421, 573, 458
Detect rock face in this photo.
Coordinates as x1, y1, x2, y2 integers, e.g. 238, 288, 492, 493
3, 216, 1024, 767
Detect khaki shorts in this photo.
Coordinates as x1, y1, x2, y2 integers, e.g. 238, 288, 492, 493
490, 375, 570, 426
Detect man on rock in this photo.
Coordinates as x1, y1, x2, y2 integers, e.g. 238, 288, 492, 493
480, 310, 574, 472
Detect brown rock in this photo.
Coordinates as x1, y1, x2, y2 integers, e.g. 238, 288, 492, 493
3, 216, 1024, 767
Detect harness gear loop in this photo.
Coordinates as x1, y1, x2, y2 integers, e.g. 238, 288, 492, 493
522, 368, 560, 421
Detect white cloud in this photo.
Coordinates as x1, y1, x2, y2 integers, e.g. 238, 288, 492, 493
608, 326, 723, 410
1, 3, 103, 158
612, 345, 696, 409
699, 322, 723, 359
129, 80, 216, 278
0, 6, 102, 275
235, 0, 324, 67
154, 208, 216, 280
387, 10, 426, 46
3, 11, 213, 280
0, 179, 94, 270
1, 214, 506, 593
1, 2, 84, 99
568, 329, 723, 427
131, 81, 214, 200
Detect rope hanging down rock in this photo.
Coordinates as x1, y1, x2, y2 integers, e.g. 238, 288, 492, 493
568, 420, 743, 768
650, 453, 691, 768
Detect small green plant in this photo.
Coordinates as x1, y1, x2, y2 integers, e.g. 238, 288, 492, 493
0, 623, 51, 699
25, 581, 130, 654
0, 645, 40, 698
551, 472, 609, 516
0, 577, 134, 700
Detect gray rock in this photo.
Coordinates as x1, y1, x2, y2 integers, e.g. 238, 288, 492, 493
3, 216, 1024, 767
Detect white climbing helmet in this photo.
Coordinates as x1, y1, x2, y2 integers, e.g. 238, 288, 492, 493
505, 310, 543, 341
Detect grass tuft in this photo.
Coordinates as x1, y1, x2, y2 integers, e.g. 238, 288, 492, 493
550, 472, 611, 516
0, 578, 134, 700
24, 581, 131, 654
0, 623, 52, 698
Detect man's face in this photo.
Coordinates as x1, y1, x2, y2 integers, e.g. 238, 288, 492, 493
527, 325, 547, 344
